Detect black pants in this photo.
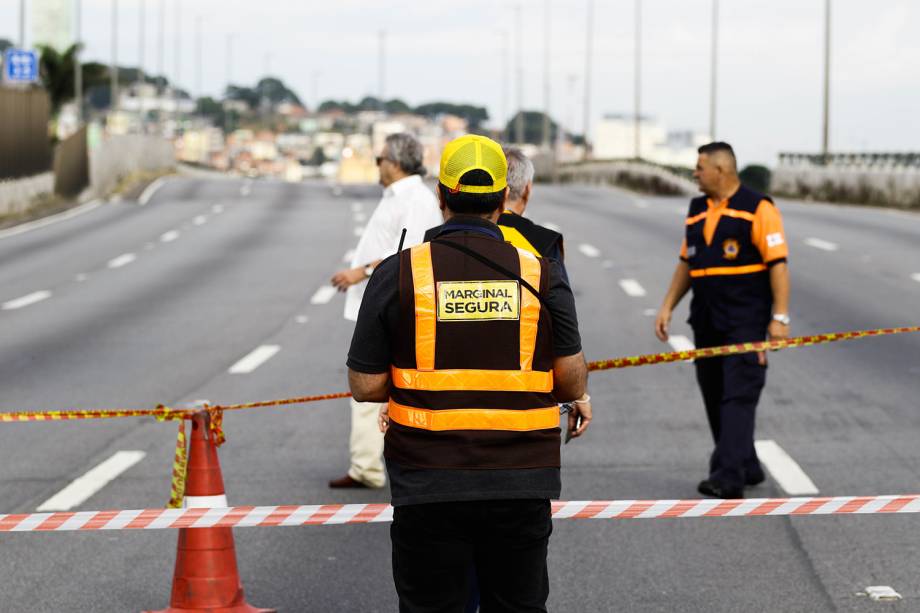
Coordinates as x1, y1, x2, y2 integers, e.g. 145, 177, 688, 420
391, 499, 552, 613
693, 321, 767, 490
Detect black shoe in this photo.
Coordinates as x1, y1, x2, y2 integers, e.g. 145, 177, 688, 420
328, 474, 370, 489
698, 479, 744, 499
745, 471, 766, 487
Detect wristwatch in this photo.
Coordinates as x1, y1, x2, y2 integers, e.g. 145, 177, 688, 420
772, 313, 791, 325
363, 264, 375, 278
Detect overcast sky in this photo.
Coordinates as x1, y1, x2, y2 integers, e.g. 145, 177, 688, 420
3, 0, 919, 165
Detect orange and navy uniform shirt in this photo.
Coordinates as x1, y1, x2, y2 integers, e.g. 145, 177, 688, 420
679, 184, 788, 329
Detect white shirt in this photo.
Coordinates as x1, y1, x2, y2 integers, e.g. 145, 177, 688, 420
344, 174, 442, 321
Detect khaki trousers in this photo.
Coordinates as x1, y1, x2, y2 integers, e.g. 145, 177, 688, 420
347, 398, 387, 487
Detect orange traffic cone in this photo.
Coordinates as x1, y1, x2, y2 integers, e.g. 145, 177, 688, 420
145, 410, 274, 613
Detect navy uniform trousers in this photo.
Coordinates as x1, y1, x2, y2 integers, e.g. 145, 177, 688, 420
692, 318, 767, 490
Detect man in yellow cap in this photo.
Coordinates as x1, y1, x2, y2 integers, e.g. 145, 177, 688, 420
347, 134, 590, 611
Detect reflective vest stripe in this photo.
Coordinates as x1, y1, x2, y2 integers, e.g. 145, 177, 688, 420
518, 251, 542, 370
388, 400, 559, 432
690, 263, 768, 278
411, 243, 436, 370
391, 366, 554, 392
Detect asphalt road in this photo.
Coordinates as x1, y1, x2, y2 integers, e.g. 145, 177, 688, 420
1, 175, 918, 612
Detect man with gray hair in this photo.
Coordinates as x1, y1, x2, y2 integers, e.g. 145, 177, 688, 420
497, 146, 566, 269
329, 132, 443, 488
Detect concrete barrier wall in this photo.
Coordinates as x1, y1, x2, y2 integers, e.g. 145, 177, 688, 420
0, 172, 55, 217
773, 166, 920, 209
89, 134, 176, 198
554, 161, 697, 197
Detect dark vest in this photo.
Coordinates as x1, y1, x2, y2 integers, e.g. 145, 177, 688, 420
498, 211, 563, 259
685, 185, 773, 330
386, 234, 560, 471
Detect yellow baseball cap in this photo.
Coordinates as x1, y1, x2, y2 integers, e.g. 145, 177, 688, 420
438, 134, 508, 194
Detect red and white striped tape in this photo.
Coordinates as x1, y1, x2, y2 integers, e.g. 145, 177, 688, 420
2, 495, 919, 532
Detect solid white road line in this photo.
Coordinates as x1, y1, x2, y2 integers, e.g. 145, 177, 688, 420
911, 273, 920, 283
107, 253, 137, 269
138, 177, 167, 205
310, 285, 337, 305
36, 451, 146, 512
2, 290, 52, 310
804, 237, 839, 252
667, 335, 695, 352
0, 199, 102, 240
618, 279, 647, 297
193, 215, 207, 225
228, 344, 281, 374
160, 230, 180, 243
754, 439, 819, 495
354, 226, 365, 237
343, 249, 356, 263
578, 243, 601, 258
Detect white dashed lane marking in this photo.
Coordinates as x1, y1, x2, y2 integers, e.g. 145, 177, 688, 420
107, 253, 137, 269
804, 237, 838, 252
343, 249, 356, 263
193, 215, 207, 226
310, 285, 337, 305
212, 204, 224, 214
353, 212, 367, 223
228, 344, 281, 374
911, 273, 920, 283
160, 230, 180, 243
754, 439, 819, 495
578, 243, 601, 258
618, 279, 647, 297
354, 226, 365, 237
36, 451, 146, 512
2, 290, 52, 310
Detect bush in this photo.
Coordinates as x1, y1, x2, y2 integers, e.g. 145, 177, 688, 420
740, 165, 772, 193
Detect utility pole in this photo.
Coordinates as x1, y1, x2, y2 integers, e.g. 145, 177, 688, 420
195, 16, 202, 98
111, 0, 119, 111
633, 0, 642, 160
157, 0, 165, 90
515, 3, 524, 144
378, 29, 386, 110
709, 0, 718, 140
312, 70, 321, 111
499, 29, 509, 139
583, 0, 594, 153
19, 0, 26, 47
822, 0, 831, 160
75, 0, 82, 124
137, 0, 145, 88
542, 0, 551, 150
226, 33, 237, 91
173, 0, 180, 117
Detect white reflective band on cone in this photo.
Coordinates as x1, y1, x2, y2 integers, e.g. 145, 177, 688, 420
184, 495, 229, 508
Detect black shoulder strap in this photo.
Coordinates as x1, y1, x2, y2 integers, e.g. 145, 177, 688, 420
432, 238, 549, 309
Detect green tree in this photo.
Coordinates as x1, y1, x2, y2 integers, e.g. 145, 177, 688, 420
503, 111, 558, 144
414, 102, 489, 129
37, 44, 108, 114
0, 38, 12, 54
739, 165, 772, 193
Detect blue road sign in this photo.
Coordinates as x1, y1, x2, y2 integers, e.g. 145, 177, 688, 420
3, 48, 40, 84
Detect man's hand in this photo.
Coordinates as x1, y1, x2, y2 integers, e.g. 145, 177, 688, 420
331, 267, 366, 292
768, 320, 789, 342
378, 403, 390, 433
568, 396, 592, 439
654, 307, 672, 342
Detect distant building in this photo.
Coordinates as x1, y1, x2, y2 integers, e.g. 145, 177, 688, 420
593, 114, 708, 168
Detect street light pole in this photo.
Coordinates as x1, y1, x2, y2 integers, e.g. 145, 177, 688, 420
111, 0, 119, 111
157, 0, 165, 90
709, 0, 718, 141
515, 3, 524, 144
499, 29, 508, 139
378, 29, 386, 109
542, 0, 551, 150
583, 0, 594, 153
75, 0, 82, 124
19, 0, 26, 47
822, 0, 831, 159
195, 16, 202, 98
137, 0, 145, 87
226, 33, 237, 93
634, 0, 642, 160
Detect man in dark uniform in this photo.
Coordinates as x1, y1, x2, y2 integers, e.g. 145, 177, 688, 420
654, 142, 790, 500
347, 134, 591, 611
